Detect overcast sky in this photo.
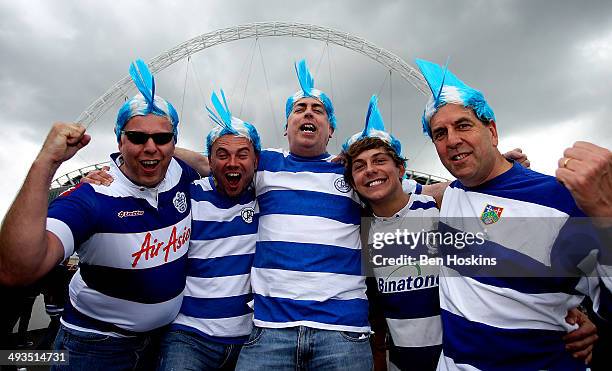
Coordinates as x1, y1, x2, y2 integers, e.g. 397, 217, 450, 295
1, 0, 611, 218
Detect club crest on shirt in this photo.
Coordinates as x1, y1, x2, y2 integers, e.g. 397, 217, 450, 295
481, 204, 503, 225
173, 192, 188, 213
334, 177, 351, 193
241, 207, 255, 223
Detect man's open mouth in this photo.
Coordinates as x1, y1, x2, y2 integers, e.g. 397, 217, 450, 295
300, 123, 316, 132
225, 172, 242, 185
140, 160, 160, 169
451, 153, 470, 161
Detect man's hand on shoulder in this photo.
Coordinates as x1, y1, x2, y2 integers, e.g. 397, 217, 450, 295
503, 148, 530, 168
81, 166, 113, 186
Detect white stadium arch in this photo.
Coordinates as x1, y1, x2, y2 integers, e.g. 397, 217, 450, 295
51, 22, 447, 190
75, 21, 429, 127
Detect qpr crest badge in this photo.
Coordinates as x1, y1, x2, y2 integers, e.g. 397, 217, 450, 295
334, 177, 351, 193
241, 207, 255, 223
481, 204, 503, 225
173, 192, 188, 213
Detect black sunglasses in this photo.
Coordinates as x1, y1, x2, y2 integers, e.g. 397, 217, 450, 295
121, 131, 175, 145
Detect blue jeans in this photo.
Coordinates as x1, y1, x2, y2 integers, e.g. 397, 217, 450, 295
51, 324, 162, 371
158, 329, 242, 371
235, 326, 372, 371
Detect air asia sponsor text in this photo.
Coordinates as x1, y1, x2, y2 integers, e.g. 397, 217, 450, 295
131, 225, 191, 267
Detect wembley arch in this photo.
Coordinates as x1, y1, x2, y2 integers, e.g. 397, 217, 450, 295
75, 21, 430, 127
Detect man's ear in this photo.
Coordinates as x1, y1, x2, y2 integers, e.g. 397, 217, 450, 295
487, 120, 499, 147
283, 125, 288, 136
329, 125, 334, 138
398, 164, 406, 179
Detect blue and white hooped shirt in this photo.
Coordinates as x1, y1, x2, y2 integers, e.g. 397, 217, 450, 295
46, 154, 198, 337
171, 176, 257, 344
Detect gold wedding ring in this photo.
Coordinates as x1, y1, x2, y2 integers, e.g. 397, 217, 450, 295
563, 157, 572, 168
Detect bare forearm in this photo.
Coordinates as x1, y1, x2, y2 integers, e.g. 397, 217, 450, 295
0, 158, 64, 285
422, 181, 450, 208
174, 147, 210, 176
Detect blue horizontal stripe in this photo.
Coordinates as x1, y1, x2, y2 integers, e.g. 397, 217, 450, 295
191, 215, 259, 240
187, 254, 254, 278
259, 151, 343, 174
414, 182, 423, 195
378, 285, 440, 320
599, 277, 612, 321
79, 254, 187, 304
438, 222, 585, 295
449, 162, 584, 217
96, 186, 192, 234
409, 200, 437, 210
190, 177, 256, 208
389, 343, 441, 371
180, 294, 253, 319
63, 300, 139, 336
258, 190, 361, 225
254, 294, 369, 328
254, 241, 361, 275
168, 324, 249, 345
441, 309, 585, 371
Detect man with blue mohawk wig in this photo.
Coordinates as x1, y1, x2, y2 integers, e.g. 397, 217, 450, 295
158, 90, 261, 371
343, 95, 442, 371
234, 59, 375, 370
0, 59, 200, 370
415, 58, 606, 370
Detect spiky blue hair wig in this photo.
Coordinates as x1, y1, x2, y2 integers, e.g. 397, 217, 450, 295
415, 58, 495, 138
285, 59, 337, 129
205, 89, 261, 156
342, 95, 402, 156
115, 59, 179, 142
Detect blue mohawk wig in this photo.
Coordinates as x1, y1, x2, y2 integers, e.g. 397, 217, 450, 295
342, 95, 402, 156
415, 58, 495, 138
115, 59, 179, 142
205, 89, 261, 156
285, 59, 337, 129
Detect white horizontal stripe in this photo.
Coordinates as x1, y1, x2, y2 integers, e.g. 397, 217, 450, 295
77, 214, 191, 269
402, 179, 419, 195
436, 353, 481, 371
258, 214, 360, 249
60, 318, 131, 338
256, 170, 360, 203
253, 319, 370, 333
173, 312, 253, 338
439, 266, 582, 332
192, 177, 213, 192
189, 234, 256, 259
386, 316, 442, 347
251, 267, 366, 301
191, 199, 257, 222
598, 263, 612, 291
184, 274, 251, 299
47, 218, 74, 259
441, 187, 569, 266
69, 271, 183, 332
